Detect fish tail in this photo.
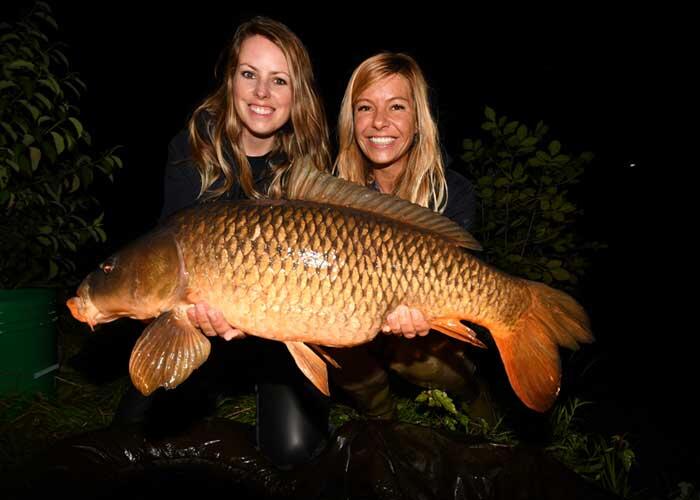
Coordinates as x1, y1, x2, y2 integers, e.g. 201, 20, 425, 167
489, 280, 593, 412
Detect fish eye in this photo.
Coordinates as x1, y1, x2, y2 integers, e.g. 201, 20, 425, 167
100, 260, 115, 274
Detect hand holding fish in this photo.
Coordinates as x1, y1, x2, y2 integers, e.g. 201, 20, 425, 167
188, 302, 247, 341
382, 305, 430, 338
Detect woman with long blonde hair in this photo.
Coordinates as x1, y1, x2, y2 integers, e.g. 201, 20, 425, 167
331, 53, 492, 422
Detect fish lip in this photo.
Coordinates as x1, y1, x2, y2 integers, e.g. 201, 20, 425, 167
66, 281, 103, 330
66, 296, 88, 322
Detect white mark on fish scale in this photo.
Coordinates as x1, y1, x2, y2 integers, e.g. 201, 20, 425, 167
251, 224, 261, 241
298, 249, 332, 269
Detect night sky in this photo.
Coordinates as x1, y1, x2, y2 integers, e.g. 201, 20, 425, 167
4, 1, 693, 484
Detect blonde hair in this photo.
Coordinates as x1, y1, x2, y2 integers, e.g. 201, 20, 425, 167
334, 52, 447, 212
189, 16, 330, 200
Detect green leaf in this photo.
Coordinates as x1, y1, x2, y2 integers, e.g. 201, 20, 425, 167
95, 226, 107, 242
549, 140, 561, 156
51, 131, 65, 154
34, 92, 53, 110
0, 80, 19, 91
64, 237, 77, 252
7, 159, 20, 172
38, 226, 52, 234
478, 176, 493, 186
52, 49, 69, 67
35, 12, 59, 31
516, 124, 528, 141
494, 177, 509, 188
65, 133, 75, 151
514, 163, 525, 177
70, 174, 80, 192
521, 137, 538, 148
1, 122, 18, 142
29, 146, 41, 170
19, 100, 41, 121
504, 121, 519, 135
38, 77, 61, 95
485, 106, 496, 122
481, 122, 496, 131
37, 236, 51, 246
48, 260, 59, 280
27, 28, 48, 42
535, 151, 550, 162
551, 268, 571, 281
547, 259, 563, 269
68, 117, 83, 137
63, 81, 81, 97
6, 60, 36, 71
506, 135, 520, 148
73, 77, 87, 91
0, 33, 21, 43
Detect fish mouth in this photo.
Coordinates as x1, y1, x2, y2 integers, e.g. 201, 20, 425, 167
66, 296, 88, 323
66, 281, 106, 330
66, 295, 102, 330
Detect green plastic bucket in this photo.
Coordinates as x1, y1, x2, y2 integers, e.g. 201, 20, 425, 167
0, 288, 59, 395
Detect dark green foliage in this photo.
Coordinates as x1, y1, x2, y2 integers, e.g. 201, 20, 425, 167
462, 106, 605, 291
547, 398, 635, 498
0, 2, 122, 288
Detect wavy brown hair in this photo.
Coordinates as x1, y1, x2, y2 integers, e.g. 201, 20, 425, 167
188, 16, 330, 200
334, 52, 447, 212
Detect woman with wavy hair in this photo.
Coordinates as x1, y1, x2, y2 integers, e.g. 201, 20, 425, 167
115, 16, 332, 467
331, 52, 493, 422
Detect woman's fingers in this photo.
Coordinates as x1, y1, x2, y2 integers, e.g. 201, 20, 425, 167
382, 305, 430, 339
189, 302, 246, 340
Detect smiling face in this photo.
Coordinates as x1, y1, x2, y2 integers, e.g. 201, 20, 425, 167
233, 35, 293, 156
353, 74, 416, 176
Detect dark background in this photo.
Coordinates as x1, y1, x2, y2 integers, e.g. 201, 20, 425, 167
3, 1, 693, 488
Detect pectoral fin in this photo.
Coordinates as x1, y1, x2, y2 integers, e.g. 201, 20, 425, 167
430, 317, 487, 349
129, 310, 211, 396
285, 341, 330, 396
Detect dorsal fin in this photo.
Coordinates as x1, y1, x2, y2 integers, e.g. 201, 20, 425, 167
287, 159, 482, 251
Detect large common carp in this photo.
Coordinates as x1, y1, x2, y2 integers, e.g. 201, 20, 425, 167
67, 162, 593, 412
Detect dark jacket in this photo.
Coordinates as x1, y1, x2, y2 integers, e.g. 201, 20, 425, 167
160, 127, 270, 221
443, 167, 477, 232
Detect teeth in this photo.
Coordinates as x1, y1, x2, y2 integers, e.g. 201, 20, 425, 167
369, 137, 395, 145
250, 105, 273, 115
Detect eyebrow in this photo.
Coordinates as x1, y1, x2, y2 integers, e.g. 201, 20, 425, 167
239, 63, 290, 78
356, 96, 411, 104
